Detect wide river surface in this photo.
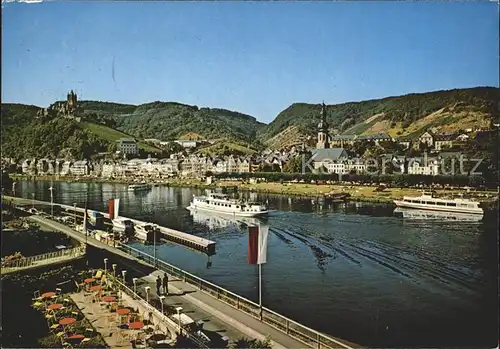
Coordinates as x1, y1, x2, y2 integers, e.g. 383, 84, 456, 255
13, 180, 498, 347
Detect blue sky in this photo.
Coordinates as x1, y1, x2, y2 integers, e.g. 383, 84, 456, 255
2, 1, 498, 123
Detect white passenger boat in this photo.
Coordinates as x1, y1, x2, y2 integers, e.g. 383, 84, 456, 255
135, 223, 161, 243
187, 193, 271, 217
128, 183, 152, 191
393, 191, 483, 215
393, 207, 483, 222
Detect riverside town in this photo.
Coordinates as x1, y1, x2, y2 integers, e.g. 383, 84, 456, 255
2, 2, 499, 349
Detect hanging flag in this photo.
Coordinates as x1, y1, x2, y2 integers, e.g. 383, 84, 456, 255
248, 225, 269, 265
108, 199, 120, 219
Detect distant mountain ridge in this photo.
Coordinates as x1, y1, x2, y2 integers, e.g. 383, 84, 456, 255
261, 87, 499, 148
2, 86, 498, 159
79, 100, 265, 144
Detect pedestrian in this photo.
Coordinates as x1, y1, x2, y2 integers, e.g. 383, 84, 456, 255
156, 275, 162, 295
162, 272, 169, 295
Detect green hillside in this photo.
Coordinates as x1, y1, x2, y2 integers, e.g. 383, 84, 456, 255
262, 87, 500, 147
78, 100, 266, 144
1, 104, 160, 160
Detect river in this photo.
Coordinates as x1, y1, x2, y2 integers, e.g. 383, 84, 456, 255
12, 180, 498, 347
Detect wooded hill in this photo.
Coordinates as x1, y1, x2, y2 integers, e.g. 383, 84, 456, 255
2, 86, 498, 160
262, 87, 499, 149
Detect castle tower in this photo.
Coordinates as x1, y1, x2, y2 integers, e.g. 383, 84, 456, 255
316, 102, 330, 149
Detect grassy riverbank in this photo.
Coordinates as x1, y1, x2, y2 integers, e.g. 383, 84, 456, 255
10, 174, 498, 204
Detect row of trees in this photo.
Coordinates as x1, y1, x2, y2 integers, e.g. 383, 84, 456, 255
208, 171, 495, 188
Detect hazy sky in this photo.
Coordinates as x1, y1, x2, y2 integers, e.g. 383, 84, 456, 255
2, 1, 498, 123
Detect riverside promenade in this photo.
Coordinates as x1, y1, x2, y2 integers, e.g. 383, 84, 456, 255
26, 215, 312, 349
5, 195, 359, 348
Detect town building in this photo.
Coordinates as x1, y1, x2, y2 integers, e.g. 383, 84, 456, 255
316, 103, 330, 149
406, 156, 439, 176
118, 138, 139, 155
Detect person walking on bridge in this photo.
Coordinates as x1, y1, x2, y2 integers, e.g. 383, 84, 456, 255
156, 275, 162, 295
162, 272, 169, 296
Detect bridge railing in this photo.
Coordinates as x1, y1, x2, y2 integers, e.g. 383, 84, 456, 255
1, 245, 86, 271
117, 243, 353, 349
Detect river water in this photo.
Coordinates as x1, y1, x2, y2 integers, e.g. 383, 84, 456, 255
12, 180, 498, 347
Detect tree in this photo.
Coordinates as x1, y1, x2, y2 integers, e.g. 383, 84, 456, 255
282, 156, 303, 173
1, 171, 13, 193
229, 336, 272, 349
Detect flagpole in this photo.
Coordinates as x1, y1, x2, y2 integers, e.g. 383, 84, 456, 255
259, 262, 262, 321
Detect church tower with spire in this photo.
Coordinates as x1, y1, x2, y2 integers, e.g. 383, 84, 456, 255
316, 102, 330, 149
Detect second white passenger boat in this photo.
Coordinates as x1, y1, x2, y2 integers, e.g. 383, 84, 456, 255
128, 183, 152, 191
393, 191, 484, 215
187, 193, 271, 217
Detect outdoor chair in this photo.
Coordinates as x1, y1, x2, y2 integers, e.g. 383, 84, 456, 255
93, 270, 103, 280
32, 290, 42, 301
32, 301, 44, 309
49, 323, 61, 332
74, 280, 84, 292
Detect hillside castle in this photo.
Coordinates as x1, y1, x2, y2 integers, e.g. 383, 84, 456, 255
36, 90, 82, 122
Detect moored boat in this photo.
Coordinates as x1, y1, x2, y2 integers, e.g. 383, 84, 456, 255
134, 223, 161, 243
112, 217, 134, 237
128, 183, 152, 191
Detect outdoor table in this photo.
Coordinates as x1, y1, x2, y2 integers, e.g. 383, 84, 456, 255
47, 303, 63, 310
68, 334, 85, 340
41, 292, 56, 299
103, 296, 116, 302
117, 308, 130, 324
117, 308, 130, 315
129, 321, 145, 342
129, 321, 144, 330
84, 278, 95, 284
90, 285, 102, 292
59, 317, 77, 332
59, 317, 77, 326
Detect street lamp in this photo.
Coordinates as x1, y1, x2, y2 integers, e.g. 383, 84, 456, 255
73, 203, 77, 225
145, 286, 151, 303
112, 264, 117, 277
31, 192, 35, 209
48, 186, 54, 218
12, 182, 16, 196
175, 307, 183, 335
153, 226, 157, 267
121, 270, 127, 284
104, 258, 108, 273
159, 295, 166, 314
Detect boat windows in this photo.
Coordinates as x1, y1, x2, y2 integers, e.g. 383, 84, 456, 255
436, 202, 446, 206
446, 202, 457, 207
